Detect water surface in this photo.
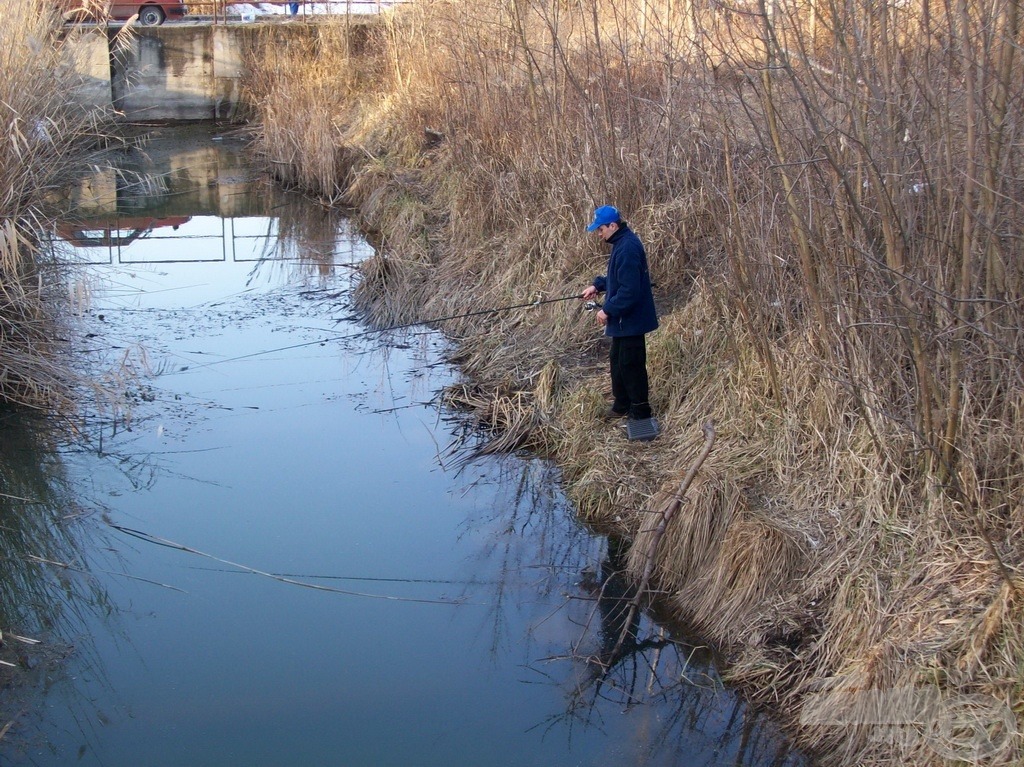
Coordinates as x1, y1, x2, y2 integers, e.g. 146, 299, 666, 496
0, 125, 804, 767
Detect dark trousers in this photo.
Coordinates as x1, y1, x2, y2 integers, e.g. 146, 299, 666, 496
609, 335, 652, 419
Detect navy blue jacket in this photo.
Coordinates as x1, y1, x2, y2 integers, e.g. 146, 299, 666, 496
593, 224, 658, 337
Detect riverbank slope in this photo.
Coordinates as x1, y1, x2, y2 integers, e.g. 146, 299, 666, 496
243, 5, 1024, 765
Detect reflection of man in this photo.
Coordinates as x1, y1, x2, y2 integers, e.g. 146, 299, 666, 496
581, 205, 659, 424
597, 536, 639, 663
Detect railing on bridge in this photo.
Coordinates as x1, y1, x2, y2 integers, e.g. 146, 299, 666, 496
183, 0, 406, 23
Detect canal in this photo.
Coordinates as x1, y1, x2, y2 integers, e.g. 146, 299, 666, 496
0, 125, 805, 766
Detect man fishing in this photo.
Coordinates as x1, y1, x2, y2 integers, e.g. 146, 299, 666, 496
581, 205, 659, 429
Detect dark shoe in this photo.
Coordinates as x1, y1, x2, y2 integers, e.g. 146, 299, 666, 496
602, 407, 629, 422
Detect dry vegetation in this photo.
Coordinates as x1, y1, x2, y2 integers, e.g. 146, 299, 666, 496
0, 0, 112, 411
245, 1, 1023, 763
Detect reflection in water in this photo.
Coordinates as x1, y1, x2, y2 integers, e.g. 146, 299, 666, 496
0, 412, 115, 754
51, 124, 350, 280
567, 534, 796, 766
1, 125, 808, 766
0, 413, 103, 634
55, 215, 192, 249
590, 534, 644, 666
462, 454, 802, 766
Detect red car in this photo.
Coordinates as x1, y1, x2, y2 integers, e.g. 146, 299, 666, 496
61, 0, 187, 25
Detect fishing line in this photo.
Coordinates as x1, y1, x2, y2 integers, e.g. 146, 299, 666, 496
189, 565, 500, 587
167, 292, 585, 375
108, 523, 475, 606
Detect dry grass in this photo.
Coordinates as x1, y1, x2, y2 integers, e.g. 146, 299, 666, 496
244, 0, 1024, 763
245, 19, 393, 202
0, 0, 112, 411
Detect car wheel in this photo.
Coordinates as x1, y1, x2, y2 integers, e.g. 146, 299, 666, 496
138, 5, 166, 24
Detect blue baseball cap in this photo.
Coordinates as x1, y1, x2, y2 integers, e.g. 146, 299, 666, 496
586, 205, 620, 232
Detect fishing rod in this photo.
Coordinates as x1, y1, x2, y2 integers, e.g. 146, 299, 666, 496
171, 292, 595, 374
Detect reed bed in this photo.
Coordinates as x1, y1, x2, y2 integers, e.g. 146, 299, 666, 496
0, 0, 111, 411
245, 1, 1024, 763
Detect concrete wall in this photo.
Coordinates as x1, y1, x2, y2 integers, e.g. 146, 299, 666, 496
68, 28, 113, 112
70, 20, 376, 121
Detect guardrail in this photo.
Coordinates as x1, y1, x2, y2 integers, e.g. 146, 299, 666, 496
184, 0, 407, 23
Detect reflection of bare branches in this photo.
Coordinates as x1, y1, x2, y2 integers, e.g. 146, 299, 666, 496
449, 455, 594, 660
528, 532, 804, 767
442, 409, 802, 765
240, 199, 356, 292
0, 415, 111, 634
563, 536, 702, 710
0, 414, 122, 755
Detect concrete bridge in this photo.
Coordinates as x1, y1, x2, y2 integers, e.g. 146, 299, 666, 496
70, 18, 377, 121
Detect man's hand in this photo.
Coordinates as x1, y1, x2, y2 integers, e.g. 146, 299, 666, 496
582, 285, 598, 301
596, 309, 608, 326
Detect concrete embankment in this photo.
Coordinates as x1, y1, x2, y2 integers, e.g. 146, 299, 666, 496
68, 19, 376, 121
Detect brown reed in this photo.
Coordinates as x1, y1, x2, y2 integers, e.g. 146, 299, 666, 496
0, 0, 111, 411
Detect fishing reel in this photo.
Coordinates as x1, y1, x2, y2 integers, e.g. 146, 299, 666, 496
583, 300, 603, 312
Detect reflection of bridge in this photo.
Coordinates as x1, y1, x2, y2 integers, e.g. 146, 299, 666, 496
51, 125, 370, 271
69, 14, 382, 121
56, 216, 192, 249
54, 214, 322, 267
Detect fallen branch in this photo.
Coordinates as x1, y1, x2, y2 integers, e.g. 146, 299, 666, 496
609, 420, 717, 662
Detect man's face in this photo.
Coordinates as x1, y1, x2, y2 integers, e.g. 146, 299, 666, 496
594, 222, 617, 241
